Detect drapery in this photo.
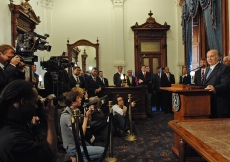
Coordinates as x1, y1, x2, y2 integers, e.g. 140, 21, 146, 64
181, 0, 222, 70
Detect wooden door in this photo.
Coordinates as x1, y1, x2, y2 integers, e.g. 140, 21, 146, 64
140, 53, 161, 74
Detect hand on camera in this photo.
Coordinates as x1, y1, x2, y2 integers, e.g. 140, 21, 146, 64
85, 108, 91, 118
40, 97, 55, 120
10, 55, 20, 66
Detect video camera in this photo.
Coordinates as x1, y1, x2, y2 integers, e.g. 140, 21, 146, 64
40, 56, 74, 72
15, 32, 52, 64
83, 95, 108, 111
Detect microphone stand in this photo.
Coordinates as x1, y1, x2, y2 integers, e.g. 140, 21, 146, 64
105, 101, 117, 162
125, 94, 138, 141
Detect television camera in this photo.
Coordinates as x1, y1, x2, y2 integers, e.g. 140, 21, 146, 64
15, 32, 52, 64
40, 56, 75, 72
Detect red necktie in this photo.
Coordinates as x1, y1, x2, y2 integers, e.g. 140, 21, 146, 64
201, 69, 204, 83
144, 73, 146, 78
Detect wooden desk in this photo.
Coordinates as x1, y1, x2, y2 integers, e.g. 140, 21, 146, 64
102, 86, 147, 119
168, 119, 230, 162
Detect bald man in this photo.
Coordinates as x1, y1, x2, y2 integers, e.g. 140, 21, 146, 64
204, 50, 230, 118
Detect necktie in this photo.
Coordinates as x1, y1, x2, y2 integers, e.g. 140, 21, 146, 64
76, 76, 80, 83
144, 72, 146, 78
201, 69, 204, 83
93, 77, 96, 82
129, 77, 132, 84
101, 78, 105, 84
206, 68, 212, 79
167, 73, 170, 81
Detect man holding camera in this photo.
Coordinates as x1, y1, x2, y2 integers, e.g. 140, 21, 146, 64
0, 80, 57, 162
0, 44, 20, 92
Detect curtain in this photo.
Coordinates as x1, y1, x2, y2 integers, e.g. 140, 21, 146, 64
181, 0, 222, 69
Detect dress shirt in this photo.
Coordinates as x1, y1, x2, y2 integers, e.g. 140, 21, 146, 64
0, 63, 4, 69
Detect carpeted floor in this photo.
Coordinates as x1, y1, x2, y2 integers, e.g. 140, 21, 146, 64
56, 110, 179, 162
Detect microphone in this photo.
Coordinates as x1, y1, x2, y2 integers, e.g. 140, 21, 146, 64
83, 95, 108, 108
189, 65, 205, 73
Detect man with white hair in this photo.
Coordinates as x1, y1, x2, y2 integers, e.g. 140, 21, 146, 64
204, 50, 230, 118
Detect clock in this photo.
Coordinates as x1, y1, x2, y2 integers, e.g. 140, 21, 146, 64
172, 93, 180, 112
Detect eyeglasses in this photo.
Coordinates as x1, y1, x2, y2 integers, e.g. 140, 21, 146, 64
118, 99, 123, 102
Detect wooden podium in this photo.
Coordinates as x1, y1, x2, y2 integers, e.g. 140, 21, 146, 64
160, 84, 211, 157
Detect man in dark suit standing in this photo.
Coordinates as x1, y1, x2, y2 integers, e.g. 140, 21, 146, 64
154, 67, 162, 111
98, 71, 109, 87
0, 44, 20, 92
69, 66, 85, 89
126, 70, 136, 86
179, 66, 191, 85
85, 67, 105, 98
194, 58, 208, 86
161, 66, 175, 113
204, 50, 230, 118
113, 66, 125, 87
138, 65, 153, 118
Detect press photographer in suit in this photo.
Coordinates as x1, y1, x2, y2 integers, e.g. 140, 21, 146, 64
204, 50, 230, 118
0, 44, 20, 92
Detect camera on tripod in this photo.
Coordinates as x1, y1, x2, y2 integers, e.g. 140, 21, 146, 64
15, 32, 52, 64
40, 56, 75, 72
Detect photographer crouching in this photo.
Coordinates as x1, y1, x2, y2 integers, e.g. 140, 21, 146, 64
0, 80, 57, 162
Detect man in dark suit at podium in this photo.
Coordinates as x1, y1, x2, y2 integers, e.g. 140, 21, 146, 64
204, 50, 230, 118
161, 66, 175, 113
69, 66, 85, 89
85, 67, 105, 98
194, 58, 208, 86
126, 70, 136, 86
98, 70, 109, 87
113, 66, 125, 87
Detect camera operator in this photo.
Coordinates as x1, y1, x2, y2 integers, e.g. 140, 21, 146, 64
0, 44, 20, 92
90, 98, 108, 142
0, 80, 57, 162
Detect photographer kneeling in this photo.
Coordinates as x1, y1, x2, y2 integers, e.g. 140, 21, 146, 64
60, 91, 104, 162
0, 80, 57, 162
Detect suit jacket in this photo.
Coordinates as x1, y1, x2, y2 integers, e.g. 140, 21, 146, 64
100, 77, 109, 87
138, 72, 151, 92
85, 75, 105, 98
69, 74, 85, 89
179, 74, 191, 84
161, 73, 175, 87
154, 73, 162, 92
194, 68, 207, 86
127, 76, 136, 87
113, 72, 122, 87
0, 64, 17, 92
203, 63, 230, 118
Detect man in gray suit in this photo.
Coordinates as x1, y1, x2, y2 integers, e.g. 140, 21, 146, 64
204, 50, 230, 118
